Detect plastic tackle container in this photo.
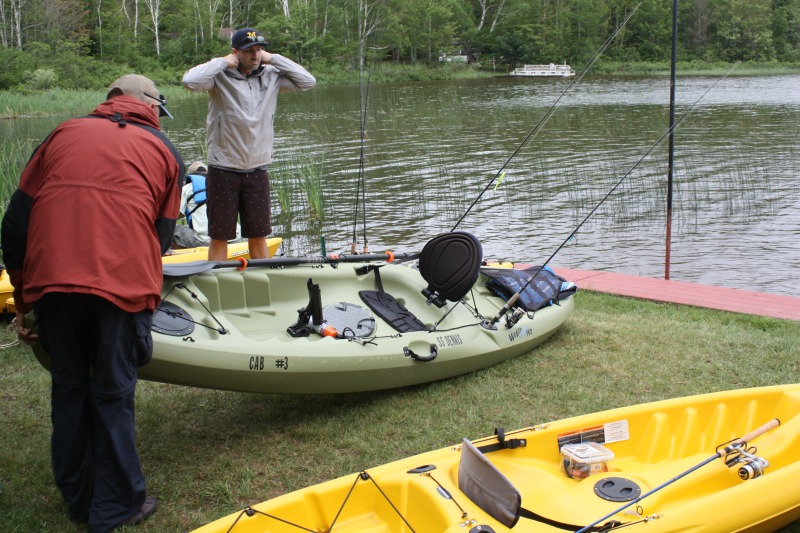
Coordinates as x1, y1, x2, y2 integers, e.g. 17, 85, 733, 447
561, 442, 614, 479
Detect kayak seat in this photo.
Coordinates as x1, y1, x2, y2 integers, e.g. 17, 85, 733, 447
358, 289, 428, 333
459, 438, 521, 527
418, 231, 483, 307
358, 263, 428, 333
358, 232, 482, 333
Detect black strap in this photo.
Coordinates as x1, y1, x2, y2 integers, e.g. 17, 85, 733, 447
186, 189, 206, 204
517, 508, 620, 531
475, 427, 527, 454
184, 200, 206, 219
83, 114, 185, 181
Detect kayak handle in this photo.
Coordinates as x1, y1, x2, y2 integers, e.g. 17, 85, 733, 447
404, 344, 438, 362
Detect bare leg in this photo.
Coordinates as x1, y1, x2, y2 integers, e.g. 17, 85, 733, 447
248, 237, 269, 259
208, 239, 228, 261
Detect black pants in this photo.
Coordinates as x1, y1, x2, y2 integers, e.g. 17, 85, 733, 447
34, 293, 153, 533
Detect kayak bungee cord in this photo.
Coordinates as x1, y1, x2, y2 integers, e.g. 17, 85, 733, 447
222, 506, 316, 533
217, 471, 422, 533
485, 63, 739, 329
450, 2, 642, 234
157, 283, 228, 334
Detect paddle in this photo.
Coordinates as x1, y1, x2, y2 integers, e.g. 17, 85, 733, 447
575, 418, 781, 533
162, 251, 410, 277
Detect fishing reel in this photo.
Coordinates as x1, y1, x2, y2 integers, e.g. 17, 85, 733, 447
504, 306, 526, 328
736, 455, 770, 480
724, 446, 770, 480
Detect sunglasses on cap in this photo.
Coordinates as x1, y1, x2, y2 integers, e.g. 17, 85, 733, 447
242, 35, 267, 45
144, 92, 173, 120
235, 34, 269, 50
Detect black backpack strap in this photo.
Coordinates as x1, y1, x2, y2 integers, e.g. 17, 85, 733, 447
184, 200, 206, 219
82, 114, 185, 181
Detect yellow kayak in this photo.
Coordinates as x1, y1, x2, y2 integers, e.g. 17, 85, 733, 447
161, 238, 282, 264
193, 384, 800, 532
0, 269, 14, 316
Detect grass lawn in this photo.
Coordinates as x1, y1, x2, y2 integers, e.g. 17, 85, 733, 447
1, 290, 798, 532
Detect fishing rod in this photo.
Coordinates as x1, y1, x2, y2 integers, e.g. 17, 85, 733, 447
162, 251, 406, 278
575, 418, 780, 533
450, 3, 642, 233
350, 29, 376, 254
485, 64, 739, 328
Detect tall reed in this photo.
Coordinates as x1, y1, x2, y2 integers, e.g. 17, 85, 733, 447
269, 167, 294, 224
0, 139, 37, 209
298, 156, 326, 223
0, 87, 187, 119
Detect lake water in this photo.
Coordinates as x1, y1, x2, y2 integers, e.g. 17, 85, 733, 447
4, 74, 799, 297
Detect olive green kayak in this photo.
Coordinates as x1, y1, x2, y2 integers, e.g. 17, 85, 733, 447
32, 232, 576, 394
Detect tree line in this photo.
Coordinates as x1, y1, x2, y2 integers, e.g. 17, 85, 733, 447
0, 0, 798, 90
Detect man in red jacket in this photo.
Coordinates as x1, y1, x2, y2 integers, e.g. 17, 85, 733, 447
1, 74, 182, 532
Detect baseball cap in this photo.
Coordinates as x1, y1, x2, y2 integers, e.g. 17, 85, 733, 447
232, 28, 268, 50
187, 162, 207, 175
106, 74, 173, 119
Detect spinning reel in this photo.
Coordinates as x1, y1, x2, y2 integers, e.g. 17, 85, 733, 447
724, 444, 770, 480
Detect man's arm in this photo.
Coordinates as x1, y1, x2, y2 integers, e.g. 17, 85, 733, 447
182, 57, 232, 92
265, 53, 317, 92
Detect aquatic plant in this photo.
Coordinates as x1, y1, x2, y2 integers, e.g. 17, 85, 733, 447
0, 139, 37, 210
296, 156, 326, 223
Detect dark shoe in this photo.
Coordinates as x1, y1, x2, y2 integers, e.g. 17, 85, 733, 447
119, 497, 158, 528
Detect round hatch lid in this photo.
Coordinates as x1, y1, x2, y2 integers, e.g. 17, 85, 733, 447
594, 477, 642, 502
152, 301, 195, 336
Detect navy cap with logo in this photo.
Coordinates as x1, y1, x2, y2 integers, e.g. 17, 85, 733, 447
232, 28, 268, 50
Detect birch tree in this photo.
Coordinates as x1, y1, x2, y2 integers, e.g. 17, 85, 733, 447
9, 0, 23, 48
356, 0, 387, 69
474, 0, 506, 32
120, 0, 140, 39
142, 0, 161, 55
0, 0, 8, 47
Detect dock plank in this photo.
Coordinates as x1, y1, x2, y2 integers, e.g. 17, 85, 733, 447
518, 266, 800, 321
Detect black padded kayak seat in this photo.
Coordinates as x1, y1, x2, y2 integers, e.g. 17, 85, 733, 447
419, 231, 483, 307
358, 290, 428, 333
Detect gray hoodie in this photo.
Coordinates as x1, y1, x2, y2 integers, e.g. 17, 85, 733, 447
182, 55, 316, 170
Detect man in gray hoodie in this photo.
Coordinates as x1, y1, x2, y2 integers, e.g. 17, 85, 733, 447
182, 28, 316, 260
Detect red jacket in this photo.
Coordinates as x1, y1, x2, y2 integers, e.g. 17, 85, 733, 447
1, 96, 182, 313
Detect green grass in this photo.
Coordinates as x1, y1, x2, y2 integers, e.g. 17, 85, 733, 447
0, 86, 188, 119
0, 139, 36, 209
1, 291, 798, 532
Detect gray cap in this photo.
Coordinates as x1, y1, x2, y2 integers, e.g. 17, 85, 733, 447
107, 74, 173, 119
187, 162, 207, 175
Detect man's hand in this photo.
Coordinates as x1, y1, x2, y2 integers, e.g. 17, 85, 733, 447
223, 53, 239, 69
260, 50, 273, 65
15, 312, 38, 345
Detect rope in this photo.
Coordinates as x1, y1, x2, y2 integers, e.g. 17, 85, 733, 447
220, 470, 419, 532
2, 320, 21, 349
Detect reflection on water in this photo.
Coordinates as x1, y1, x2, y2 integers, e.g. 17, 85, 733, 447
4, 75, 799, 297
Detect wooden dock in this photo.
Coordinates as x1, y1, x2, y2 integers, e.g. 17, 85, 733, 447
542, 267, 800, 321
